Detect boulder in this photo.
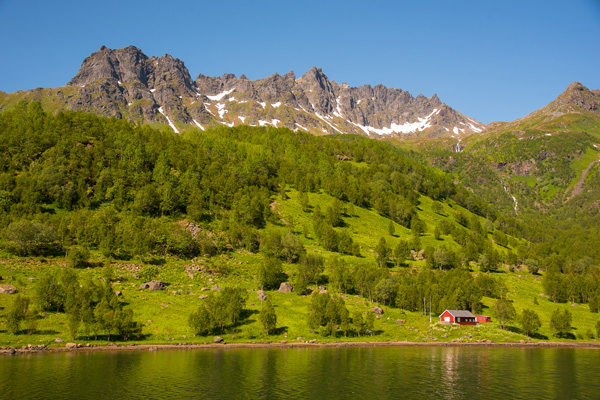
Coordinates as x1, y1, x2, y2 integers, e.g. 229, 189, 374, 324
140, 280, 165, 291
54, 338, 64, 343
198, 295, 209, 300
258, 290, 267, 301
214, 336, 224, 343
66, 343, 77, 349
0, 284, 17, 294
371, 306, 384, 315
278, 282, 293, 293
114, 290, 122, 297
211, 285, 221, 291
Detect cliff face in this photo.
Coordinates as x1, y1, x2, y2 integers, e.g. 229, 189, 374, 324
7, 45, 487, 137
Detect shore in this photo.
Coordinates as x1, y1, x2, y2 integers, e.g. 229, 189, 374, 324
3, 339, 600, 355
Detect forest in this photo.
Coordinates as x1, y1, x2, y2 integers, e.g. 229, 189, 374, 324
1, 101, 600, 343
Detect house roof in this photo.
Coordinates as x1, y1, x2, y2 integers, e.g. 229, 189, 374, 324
440, 309, 476, 318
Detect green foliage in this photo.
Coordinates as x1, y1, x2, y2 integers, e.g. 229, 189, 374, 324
520, 309, 542, 337
188, 287, 248, 335
308, 292, 350, 337
2, 220, 57, 256
258, 256, 285, 290
139, 265, 159, 282
493, 299, 516, 330
68, 247, 90, 268
550, 308, 572, 338
259, 298, 277, 335
6, 295, 32, 334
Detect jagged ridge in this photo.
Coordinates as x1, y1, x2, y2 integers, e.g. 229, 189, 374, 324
4, 45, 486, 138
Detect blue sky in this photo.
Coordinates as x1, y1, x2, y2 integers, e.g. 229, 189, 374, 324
0, 0, 599, 124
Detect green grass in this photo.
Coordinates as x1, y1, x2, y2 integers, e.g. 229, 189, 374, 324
1, 189, 596, 348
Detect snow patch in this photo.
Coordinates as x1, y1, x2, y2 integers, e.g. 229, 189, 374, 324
118, 81, 122, 85
150, 89, 156, 93
351, 109, 439, 136
453, 127, 459, 135
203, 103, 217, 118
295, 123, 308, 131
192, 119, 205, 131
271, 102, 281, 108
238, 116, 246, 122
207, 88, 235, 101
259, 102, 266, 109
314, 112, 345, 134
216, 103, 227, 119
545, 133, 552, 136
228, 97, 236, 102
158, 107, 179, 134
127, 102, 132, 106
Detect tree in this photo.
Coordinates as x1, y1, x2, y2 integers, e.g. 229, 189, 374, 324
434, 246, 451, 270
432, 201, 444, 215
294, 253, 324, 295
550, 308, 572, 338
259, 298, 277, 335
388, 220, 395, 237
520, 309, 542, 337
3, 220, 56, 256
494, 299, 516, 330
6, 295, 31, 334
352, 311, 366, 337
68, 246, 90, 268
525, 259, 540, 275
188, 305, 214, 336
393, 240, 410, 267
375, 237, 389, 268
258, 257, 285, 290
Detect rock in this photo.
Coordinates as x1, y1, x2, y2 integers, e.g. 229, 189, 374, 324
211, 285, 221, 291
0, 284, 17, 294
201, 288, 210, 291
214, 336, 224, 343
66, 343, 77, 349
258, 290, 267, 301
114, 290, 122, 297
55, 338, 64, 343
371, 306, 384, 315
198, 295, 209, 300
141, 280, 165, 291
395, 319, 405, 324
278, 282, 293, 293
9, 348, 16, 355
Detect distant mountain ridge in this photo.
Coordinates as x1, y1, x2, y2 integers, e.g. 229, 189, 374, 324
0, 45, 485, 138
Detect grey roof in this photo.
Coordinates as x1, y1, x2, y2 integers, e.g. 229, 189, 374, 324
442, 310, 476, 318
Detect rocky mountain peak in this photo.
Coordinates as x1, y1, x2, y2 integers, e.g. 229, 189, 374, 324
554, 81, 600, 113
5, 46, 487, 139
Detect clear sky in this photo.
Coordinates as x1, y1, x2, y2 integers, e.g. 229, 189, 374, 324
0, 0, 599, 124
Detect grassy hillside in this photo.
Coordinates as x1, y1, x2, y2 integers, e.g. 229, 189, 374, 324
1, 102, 599, 348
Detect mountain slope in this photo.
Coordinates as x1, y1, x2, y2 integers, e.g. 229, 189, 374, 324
432, 82, 600, 215
0, 45, 485, 139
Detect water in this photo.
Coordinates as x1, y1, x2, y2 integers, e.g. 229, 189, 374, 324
1, 346, 600, 399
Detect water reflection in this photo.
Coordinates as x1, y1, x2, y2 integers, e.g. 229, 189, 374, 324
1, 347, 600, 399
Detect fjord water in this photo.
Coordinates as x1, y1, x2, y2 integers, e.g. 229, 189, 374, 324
1, 346, 600, 399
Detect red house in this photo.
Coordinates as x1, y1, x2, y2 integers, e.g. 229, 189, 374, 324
477, 315, 492, 323
439, 310, 477, 325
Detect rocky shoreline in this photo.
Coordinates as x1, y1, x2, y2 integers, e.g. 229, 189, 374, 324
2, 340, 600, 356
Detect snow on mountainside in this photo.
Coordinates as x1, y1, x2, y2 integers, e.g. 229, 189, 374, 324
1, 46, 486, 139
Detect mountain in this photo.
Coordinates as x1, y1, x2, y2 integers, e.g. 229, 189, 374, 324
0, 45, 485, 138
433, 82, 600, 215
